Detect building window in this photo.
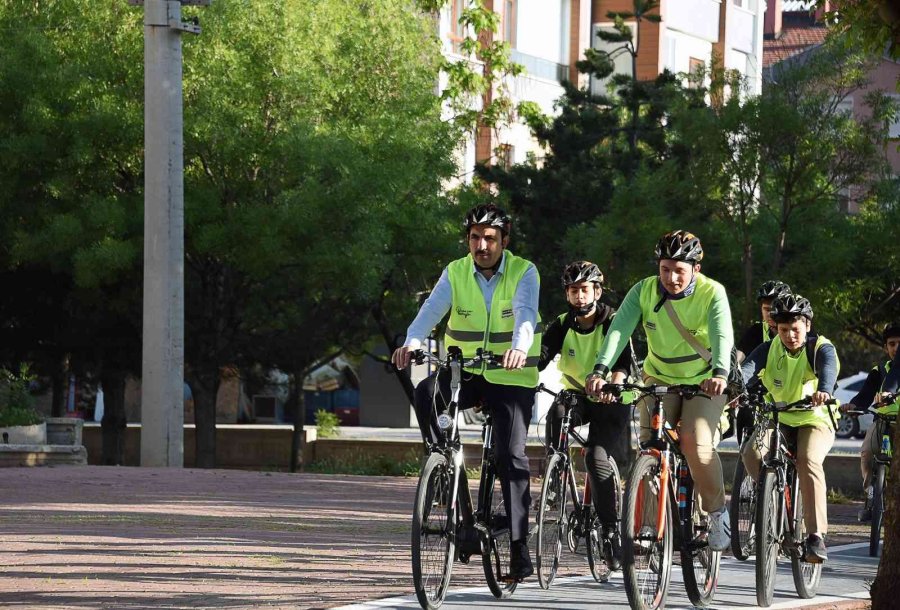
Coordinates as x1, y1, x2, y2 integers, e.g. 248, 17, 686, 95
498, 144, 515, 170
451, 0, 468, 46
889, 94, 900, 139
688, 57, 705, 87
503, 0, 516, 46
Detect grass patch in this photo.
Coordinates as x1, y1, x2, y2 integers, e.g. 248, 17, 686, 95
827, 488, 863, 504
306, 449, 422, 477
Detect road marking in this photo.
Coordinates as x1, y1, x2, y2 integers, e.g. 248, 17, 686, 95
338, 542, 875, 609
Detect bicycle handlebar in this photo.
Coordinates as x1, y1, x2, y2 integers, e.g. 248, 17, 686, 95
761, 396, 839, 413
411, 347, 501, 369
603, 382, 707, 400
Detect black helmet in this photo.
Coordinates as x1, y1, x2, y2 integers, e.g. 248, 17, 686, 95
882, 322, 900, 343
770, 293, 814, 323
561, 261, 604, 288
756, 280, 791, 302
654, 230, 704, 263
464, 204, 511, 236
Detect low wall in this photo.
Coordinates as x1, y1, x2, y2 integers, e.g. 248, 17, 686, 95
80, 425, 866, 493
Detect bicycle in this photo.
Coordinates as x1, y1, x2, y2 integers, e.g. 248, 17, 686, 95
409, 347, 518, 610
730, 393, 758, 561
750, 393, 838, 607
605, 382, 722, 610
847, 389, 898, 558
533, 383, 623, 588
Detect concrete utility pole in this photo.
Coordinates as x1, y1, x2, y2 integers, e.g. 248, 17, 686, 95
129, 0, 208, 467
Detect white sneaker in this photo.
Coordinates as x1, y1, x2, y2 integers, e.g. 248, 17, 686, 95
707, 507, 731, 552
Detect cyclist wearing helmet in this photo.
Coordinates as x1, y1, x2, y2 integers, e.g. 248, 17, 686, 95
392, 203, 540, 581
844, 322, 900, 521
736, 280, 792, 362
539, 260, 633, 569
740, 293, 840, 563
586, 229, 735, 552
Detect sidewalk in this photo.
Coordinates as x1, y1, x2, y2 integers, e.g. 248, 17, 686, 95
0, 466, 873, 609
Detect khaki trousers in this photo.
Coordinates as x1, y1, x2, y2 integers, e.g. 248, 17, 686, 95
741, 423, 834, 534
638, 376, 727, 513
861, 424, 875, 491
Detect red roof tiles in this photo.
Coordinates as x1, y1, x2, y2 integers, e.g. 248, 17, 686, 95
763, 24, 829, 68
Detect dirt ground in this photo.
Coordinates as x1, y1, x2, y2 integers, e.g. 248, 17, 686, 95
0, 466, 871, 609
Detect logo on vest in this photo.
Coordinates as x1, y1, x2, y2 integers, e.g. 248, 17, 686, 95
773, 379, 783, 389
456, 306, 472, 319
645, 321, 657, 331
501, 308, 513, 319
568, 348, 576, 357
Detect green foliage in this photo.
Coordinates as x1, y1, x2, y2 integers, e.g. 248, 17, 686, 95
306, 450, 421, 476
314, 409, 341, 439
0, 365, 42, 427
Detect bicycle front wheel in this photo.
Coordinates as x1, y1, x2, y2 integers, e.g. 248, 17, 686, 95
755, 471, 780, 607
412, 452, 456, 610
790, 481, 822, 598
870, 464, 885, 558
730, 456, 756, 561
481, 467, 517, 599
622, 453, 673, 610
536, 453, 566, 589
681, 492, 721, 608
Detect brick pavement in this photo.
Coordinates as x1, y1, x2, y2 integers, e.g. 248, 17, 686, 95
0, 466, 872, 609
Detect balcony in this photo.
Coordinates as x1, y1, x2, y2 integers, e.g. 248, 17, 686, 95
511, 50, 569, 83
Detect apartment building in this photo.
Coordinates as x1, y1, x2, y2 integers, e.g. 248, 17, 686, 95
436, 1, 765, 173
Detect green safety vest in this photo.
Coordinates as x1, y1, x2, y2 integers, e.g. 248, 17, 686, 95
875, 360, 898, 416
444, 251, 542, 387
558, 312, 609, 391
760, 335, 842, 428
637, 274, 724, 384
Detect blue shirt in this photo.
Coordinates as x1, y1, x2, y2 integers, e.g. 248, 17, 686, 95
403, 251, 539, 353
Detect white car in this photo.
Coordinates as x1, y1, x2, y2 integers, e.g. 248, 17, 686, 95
834, 371, 873, 439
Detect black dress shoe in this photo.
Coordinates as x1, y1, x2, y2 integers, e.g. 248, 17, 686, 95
508, 540, 534, 581
805, 534, 827, 563
603, 523, 623, 571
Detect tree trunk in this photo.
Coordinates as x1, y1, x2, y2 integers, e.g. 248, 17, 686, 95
287, 373, 304, 472
371, 302, 416, 405
870, 421, 900, 607
100, 368, 127, 466
189, 365, 220, 469
742, 238, 754, 324
772, 225, 787, 274
50, 357, 66, 418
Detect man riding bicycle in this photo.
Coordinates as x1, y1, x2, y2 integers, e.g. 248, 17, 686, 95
736, 280, 792, 363
539, 260, 633, 568
740, 293, 841, 563
843, 322, 900, 522
585, 229, 734, 552
392, 203, 540, 582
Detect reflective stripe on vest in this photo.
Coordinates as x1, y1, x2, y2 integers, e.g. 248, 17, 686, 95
444, 251, 542, 387
761, 335, 841, 428
557, 312, 610, 391
637, 275, 721, 384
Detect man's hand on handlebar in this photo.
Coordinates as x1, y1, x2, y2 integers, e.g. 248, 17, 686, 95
585, 373, 617, 403
501, 348, 527, 370
810, 391, 832, 407
700, 376, 727, 397
391, 346, 413, 370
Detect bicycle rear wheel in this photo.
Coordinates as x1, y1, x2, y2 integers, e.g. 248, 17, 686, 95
870, 464, 885, 558
790, 481, 822, 598
755, 471, 780, 607
481, 466, 517, 599
622, 454, 672, 610
681, 491, 721, 608
536, 453, 566, 589
730, 456, 756, 561
412, 453, 456, 610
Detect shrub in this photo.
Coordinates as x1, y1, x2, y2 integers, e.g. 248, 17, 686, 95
314, 409, 341, 439
0, 364, 43, 427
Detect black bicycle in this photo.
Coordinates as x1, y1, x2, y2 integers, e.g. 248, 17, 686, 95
751, 394, 838, 607
730, 393, 758, 561
533, 384, 622, 588
606, 383, 721, 610
847, 389, 898, 558
410, 347, 517, 610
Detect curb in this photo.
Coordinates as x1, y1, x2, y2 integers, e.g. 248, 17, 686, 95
803, 600, 870, 610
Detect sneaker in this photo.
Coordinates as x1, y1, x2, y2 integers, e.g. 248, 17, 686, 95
805, 534, 827, 563
603, 523, 622, 571
508, 540, 534, 581
707, 507, 731, 552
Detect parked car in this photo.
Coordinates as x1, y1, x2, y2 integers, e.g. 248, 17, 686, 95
834, 371, 872, 439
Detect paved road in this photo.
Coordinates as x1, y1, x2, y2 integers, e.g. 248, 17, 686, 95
337, 542, 876, 610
